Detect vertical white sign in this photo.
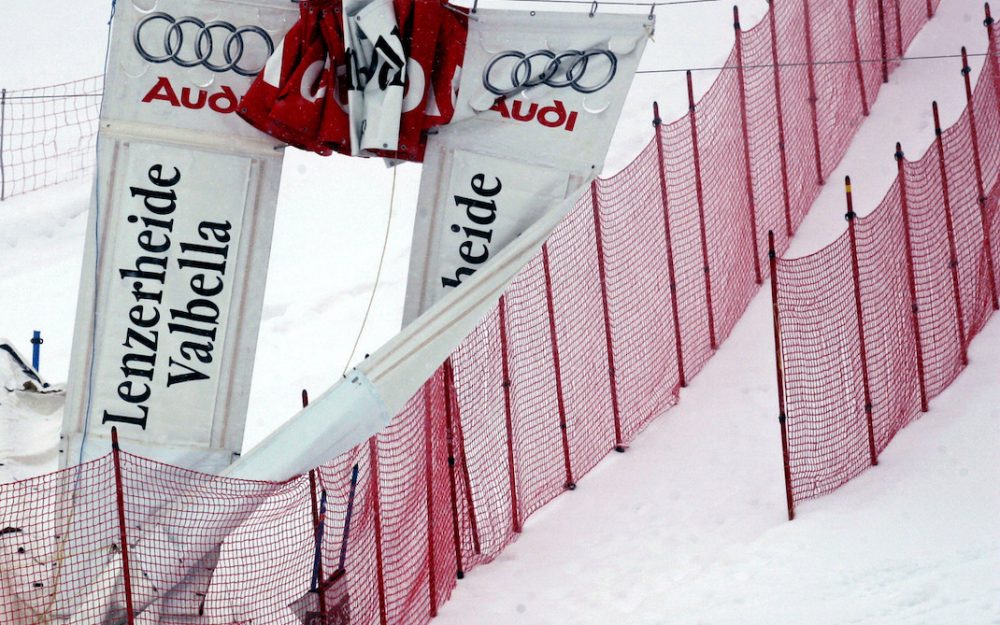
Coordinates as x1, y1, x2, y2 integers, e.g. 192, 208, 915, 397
402, 10, 652, 322
62, 0, 297, 473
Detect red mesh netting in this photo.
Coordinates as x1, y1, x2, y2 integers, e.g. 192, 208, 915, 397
775, 34, 999, 507
0, 76, 102, 200
1, 2, 936, 623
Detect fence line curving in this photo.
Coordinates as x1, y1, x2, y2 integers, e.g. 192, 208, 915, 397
772, 7, 999, 519
1, 1, 937, 623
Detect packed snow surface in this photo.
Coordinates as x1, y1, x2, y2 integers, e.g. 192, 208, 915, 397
0, 0, 997, 623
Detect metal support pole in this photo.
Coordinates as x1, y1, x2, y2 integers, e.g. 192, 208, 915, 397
767, 232, 795, 521
767, 0, 794, 237
421, 384, 439, 615
733, 6, 763, 284
932, 104, 969, 365
894, 146, 930, 412
110, 427, 136, 625
687, 71, 718, 349
338, 464, 360, 574
877, 0, 889, 83
542, 242, 578, 488
590, 182, 626, 451
497, 295, 521, 532
308, 468, 329, 621
802, 0, 825, 185
961, 45, 1000, 310
847, 0, 871, 116
441, 367, 465, 578
844, 178, 879, 466
31, 330, 42, 372
445, 359, 481, 556
367, 438, 389, 625
653, 102, 687, 388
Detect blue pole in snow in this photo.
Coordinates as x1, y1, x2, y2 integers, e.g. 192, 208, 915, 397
30, 330, 42, 371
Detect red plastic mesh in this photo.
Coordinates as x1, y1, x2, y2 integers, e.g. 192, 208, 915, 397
1, 2, 935, 623
0, 76, 102, 200
776, 38, 999, 505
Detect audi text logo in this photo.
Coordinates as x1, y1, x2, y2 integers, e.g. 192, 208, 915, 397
483, 49, 618, 97
133, 12, 274, 77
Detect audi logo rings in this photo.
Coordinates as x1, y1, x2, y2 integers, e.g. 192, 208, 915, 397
133, 12, 274, 77
483, 49, 618, 96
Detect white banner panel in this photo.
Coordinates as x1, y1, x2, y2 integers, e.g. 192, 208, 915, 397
61, 0, 296, 473
402, 10, 652, 322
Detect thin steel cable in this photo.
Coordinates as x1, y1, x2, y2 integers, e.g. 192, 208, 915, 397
4, 51, 991, 101
341, 166, 397, 376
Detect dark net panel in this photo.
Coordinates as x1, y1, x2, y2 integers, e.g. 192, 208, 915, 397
854, 184, 922, 453
695, 51, 759, 344
777, 43, 1000, 508
1, 2, 939, 623
777, 236, 872, 502
742, 5, 793, 264
594, 141, 681, 443
902, 150, 964, 399
811, 0, 868, 182
660, 114, 716, 380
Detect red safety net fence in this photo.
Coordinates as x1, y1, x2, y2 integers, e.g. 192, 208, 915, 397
0, 76, 103, 200
1, 1, 937, 623
772, 8, 1000, 520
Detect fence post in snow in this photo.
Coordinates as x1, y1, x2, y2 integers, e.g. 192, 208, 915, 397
767, 232, 794, 522
931, 104, 970, 366
421, 383, 439, 615
894, 147, 930, 413
497, 295, 522, 533
441, 358, 481, 577
801, 0, 825, 185
1, 87, 6, 202
442, 361, 466, 577
110, 427, 137, 625
960, 44, 1000, 310
366, 438, 389, 625
685, 71, 718, 349
652, 102, 687, 388
766, 0, 794, 237
844, 177, 879, 467
589, 182, 626, 452
733, 6, 763, 285
877, 0, 889, 83
445, 359, 481, 556
541, 243, 578, 488
846, 0, 871, 117
307, 469, 329, 621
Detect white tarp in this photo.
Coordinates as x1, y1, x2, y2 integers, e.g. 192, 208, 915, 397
402, 10, 653, 322
61, 0, 296, 473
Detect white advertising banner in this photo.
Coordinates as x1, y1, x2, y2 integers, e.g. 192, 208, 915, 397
402, 10, 653, 322
61, 0, 297, 473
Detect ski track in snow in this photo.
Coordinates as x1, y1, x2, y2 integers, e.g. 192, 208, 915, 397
0, 0, 997, 623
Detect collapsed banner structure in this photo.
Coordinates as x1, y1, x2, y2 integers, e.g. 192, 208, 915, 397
2, 0, 945, 624
404, 11, 652, 320
61, 0, 297, 473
